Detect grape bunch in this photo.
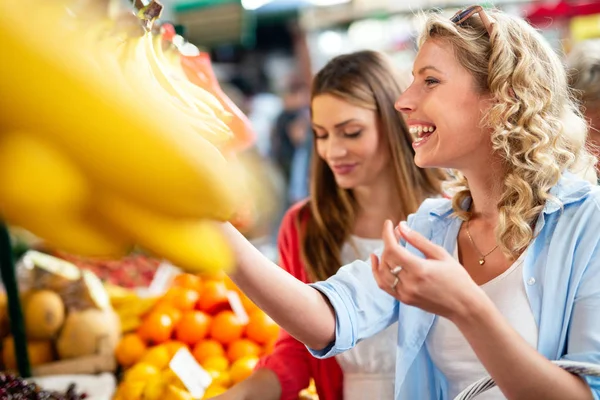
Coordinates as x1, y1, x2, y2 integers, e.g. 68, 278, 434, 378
0, 373, 87, 400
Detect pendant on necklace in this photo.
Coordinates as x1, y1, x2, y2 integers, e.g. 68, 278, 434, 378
479, 259, 485, 265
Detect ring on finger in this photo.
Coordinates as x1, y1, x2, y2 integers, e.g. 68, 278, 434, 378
391, 276, 399, 290
390, 266, 402, 275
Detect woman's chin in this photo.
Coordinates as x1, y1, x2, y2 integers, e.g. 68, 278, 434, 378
414, 155, 432, 169
414, 153, 446, 170
333, 175, 357, 189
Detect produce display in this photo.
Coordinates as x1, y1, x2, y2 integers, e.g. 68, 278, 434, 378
111, 272, 279, 400
0, 0, 262, 274
0, 373, 87, 400
52, 252, 161, 289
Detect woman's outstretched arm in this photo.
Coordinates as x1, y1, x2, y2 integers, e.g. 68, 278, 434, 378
222, 223, 336, 350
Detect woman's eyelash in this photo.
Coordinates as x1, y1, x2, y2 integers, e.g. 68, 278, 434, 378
345, 130, 362, 137
425, 77, 440, 85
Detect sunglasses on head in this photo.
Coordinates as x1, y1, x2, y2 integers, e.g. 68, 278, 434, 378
450, 5, 494, 36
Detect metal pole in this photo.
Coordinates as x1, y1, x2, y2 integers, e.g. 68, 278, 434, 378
0, 223, 31, 377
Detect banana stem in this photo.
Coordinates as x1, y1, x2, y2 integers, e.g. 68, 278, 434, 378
0, 223, 31, 377
136, 0, 163, 32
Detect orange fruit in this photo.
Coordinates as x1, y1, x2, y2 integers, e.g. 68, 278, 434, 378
163, 340, 188, 358
223, 276, 239, 292
139, 344, 171, 370
137, 312, 174, 345
205, 369, 232, 389
203, 383, 228, 399
245, 310, 279, 344
119, 381, 146, 400
229, 356, 258, 384
209, 311, 245, 345
172, 274, 203, 293
152, 304, 183, 325
197, 281, 230, 314
115, 333, 147, 368
174, 311, 211, 345
191, 339, 225, 364
162, 287, 200, 312
226, 339, 261, 362
124, 362, 160, 383
201, 355, 229, 372
240, 293, 260, 314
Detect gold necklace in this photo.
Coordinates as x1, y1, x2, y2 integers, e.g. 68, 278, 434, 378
465, 219, 499, 265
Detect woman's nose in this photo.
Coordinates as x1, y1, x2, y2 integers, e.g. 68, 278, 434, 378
395, 86, 416, 115
326, 137, 347, 159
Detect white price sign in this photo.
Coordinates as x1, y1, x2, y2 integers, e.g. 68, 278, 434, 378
169, 348, 212, 399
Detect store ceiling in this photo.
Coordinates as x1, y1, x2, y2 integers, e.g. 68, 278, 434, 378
171, 0, 248, 47
170, 0, 313, 48
170, 0, 550, 47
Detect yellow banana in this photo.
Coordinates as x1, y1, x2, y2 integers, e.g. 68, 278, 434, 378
143, 33, 234, 142
118, 33, 233, 146
0, 132, 132, 257
0, 131, 88, 219
0, 0, 256, 272
113, 296, 158, 314
119, 316, 143, 334
0, 2, 241, 220
97, 194, 234, 273
155, 35, 233, 123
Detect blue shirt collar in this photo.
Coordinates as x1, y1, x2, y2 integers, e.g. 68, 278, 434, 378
429, 172, 592, 218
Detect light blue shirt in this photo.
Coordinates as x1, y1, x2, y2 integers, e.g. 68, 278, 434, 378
309, 173, 600, 399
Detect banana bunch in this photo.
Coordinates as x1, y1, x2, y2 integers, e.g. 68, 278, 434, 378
0, 0, 257, 273
105, 284, 159, 333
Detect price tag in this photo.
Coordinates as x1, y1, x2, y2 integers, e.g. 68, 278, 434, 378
227, 290, 249, 324
146, 262, 182, 296
169, 348, 212, 399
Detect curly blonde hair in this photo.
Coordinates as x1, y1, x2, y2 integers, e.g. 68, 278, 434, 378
420, 9, 593, 259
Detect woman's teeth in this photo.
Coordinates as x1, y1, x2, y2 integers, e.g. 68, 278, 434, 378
409, 125, 436, 136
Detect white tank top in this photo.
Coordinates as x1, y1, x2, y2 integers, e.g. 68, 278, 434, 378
426, 248, 538, 399
337, 236, 397, 400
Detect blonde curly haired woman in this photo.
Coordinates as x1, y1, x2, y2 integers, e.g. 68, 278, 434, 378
219, 5, 600, 399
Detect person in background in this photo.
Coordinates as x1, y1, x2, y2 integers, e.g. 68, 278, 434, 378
214, 50, 446, 400
567, 38, 600, 179
217, 5, 600, 400
270, 80, 311, 203
286, 107, 313, 205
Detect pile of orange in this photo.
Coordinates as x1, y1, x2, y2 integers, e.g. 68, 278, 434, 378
114, 273, 279, 399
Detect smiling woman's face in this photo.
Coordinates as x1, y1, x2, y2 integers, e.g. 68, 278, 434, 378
311, 93, 391, 189
394, 38, 494, 171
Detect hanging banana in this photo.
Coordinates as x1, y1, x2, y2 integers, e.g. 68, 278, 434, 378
0, 0, 259, 272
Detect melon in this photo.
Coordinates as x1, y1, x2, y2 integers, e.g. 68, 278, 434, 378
2, 336, 54, 370
24, 290, 65, 340
56, 308, 120, 359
